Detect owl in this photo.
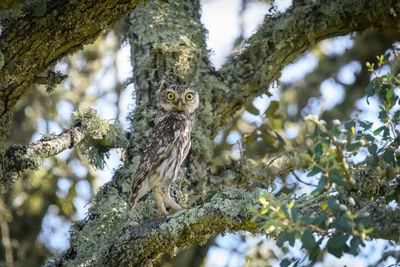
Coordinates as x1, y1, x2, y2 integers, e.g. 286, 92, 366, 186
129, 85, 199, 216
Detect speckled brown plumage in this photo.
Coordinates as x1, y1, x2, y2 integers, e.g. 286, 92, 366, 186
129, 85, 199, 216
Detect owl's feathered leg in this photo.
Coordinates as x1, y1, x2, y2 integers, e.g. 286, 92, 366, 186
155, 186, 169, 216
161, 189, 182, 213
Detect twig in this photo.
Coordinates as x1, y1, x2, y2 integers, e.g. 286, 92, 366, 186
291, 170, 316, 187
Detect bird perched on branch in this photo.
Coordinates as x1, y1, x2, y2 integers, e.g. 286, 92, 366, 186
129, 85, 199, 216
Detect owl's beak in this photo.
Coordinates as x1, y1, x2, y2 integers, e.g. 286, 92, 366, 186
177, 100, 183, 110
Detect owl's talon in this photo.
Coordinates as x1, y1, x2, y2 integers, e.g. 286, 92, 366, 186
170, 208, 182, 215
152, 211, 169, 218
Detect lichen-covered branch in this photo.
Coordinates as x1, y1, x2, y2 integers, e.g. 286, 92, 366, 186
0, 109, 128, 192
2, 125, 83, 174
0, 0, 146, 139
46, 187, 260, 266
214, 0, 400, 132
48, 183, 400, 266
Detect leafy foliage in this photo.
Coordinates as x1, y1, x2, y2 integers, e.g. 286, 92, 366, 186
251, 48, 400, 265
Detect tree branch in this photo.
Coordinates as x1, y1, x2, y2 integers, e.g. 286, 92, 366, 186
215, 0, 400, 132
3, 125, 82, 170
0, 109, 129, 192
0, 0, 146, 138
48, 184, 400, 266
48, 187, 262, 266
0, 125, 84, 192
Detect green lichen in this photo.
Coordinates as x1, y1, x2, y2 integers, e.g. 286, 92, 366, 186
72, 108, 110, 140
72, 108, 128, 169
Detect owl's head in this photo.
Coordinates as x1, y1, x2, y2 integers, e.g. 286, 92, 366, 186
158, 85, 199, 115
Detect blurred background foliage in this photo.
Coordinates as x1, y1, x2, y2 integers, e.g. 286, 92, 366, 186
0, 0, 399, 266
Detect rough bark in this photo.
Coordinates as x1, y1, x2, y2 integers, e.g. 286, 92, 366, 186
41, 0, 400, 266
0, 0, 146, 140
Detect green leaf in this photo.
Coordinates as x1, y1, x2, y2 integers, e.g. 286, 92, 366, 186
246, 103, 260, 115
359, 121, 373, 130
373, 126, 386, 136
329, 171, 345, 186
328, 197, 340, 211
307, 166, 322, 177
327, 234, 348, 258
265, 101, 279, 118
383, 127, 390, 139
34, 1, 47, 17
365, 81, 376, 102
382, 149, 395, 164
309, 245, 321, 261
364, 134, 375, 142
300, 215, 312, 223
313, 143, 323, 160
288, 231, 295, 247
378, 110, 388, 123
349, 237, 361, 256
332, 215, 352, 232
301, 230, 316, 249
393, 110, 400, 123
312, 214, 326, 228
273, 114, 286, 120
332, 127, 341, 137
291, 206, 298, 222
348, 141, 362, 152
317, 175, 328, 192
367, 144, 378, 155
383, 52, 391, 62
344, 121, 356, 132
386, 87, 394, 103
321, 137, 331, 146
280, 258, 291, 267
276, 231, 288, 247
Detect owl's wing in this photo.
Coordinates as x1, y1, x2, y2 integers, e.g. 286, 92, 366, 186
129, 115, 184, 211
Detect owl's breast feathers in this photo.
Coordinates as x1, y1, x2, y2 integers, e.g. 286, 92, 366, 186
129, 112, 193, 211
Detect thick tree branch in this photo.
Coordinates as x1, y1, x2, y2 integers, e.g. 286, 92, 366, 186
215, 0, 400, 132
48, 187, 262, 266
49, 184, 400, 266
0, 0, 146, 138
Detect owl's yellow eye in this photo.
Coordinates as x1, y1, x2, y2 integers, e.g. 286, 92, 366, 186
185, 93, 194, 101
167, 92, 175, 100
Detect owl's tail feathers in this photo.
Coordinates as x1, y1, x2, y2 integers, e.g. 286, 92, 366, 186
128, 171, 146, 214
